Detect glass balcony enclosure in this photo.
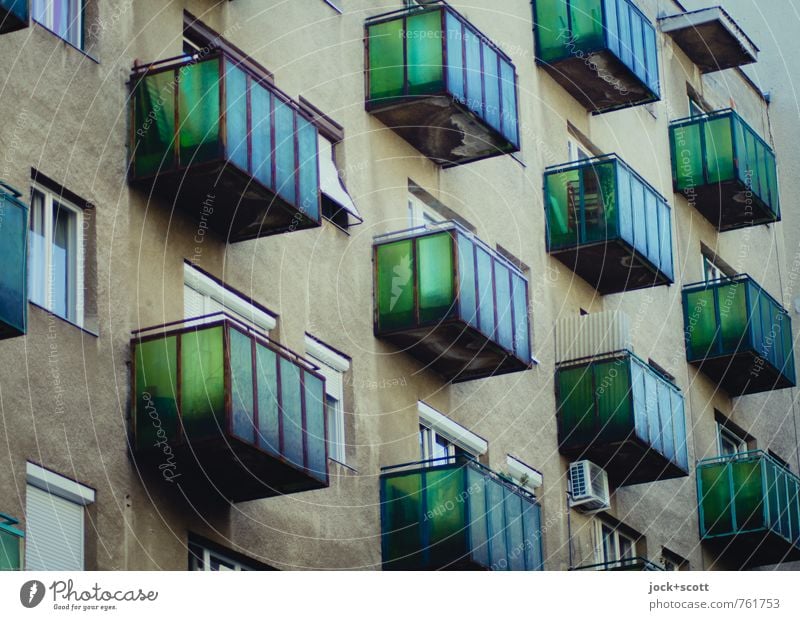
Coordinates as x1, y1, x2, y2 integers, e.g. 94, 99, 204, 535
132, 314, 328, 502
0, 0, 28, 34
556, 351, 689, 486
0, 182, 27, 340
380, 457, 544, 570
670, 109, 779, 231
533, 0, 660, 113
683, 276, 795, 396
573, 557, 663, 571
545, 154, 674, 294
697, 451, 800, 567
129, 50, 320, 242
0, 513, 23, 571
374, 222, 531, 382
365, 2, 519, 166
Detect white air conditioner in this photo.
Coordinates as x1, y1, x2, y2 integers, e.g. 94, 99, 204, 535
568, 461, 610, 513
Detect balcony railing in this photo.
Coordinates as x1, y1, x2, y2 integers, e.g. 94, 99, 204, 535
697, 451, 800, 567
682, 276, 796, 396
556, 350, 689, 486
374, 222, 532, 382
0, 182, 27, 340
533, 0, 660, 113
380, 457, 544, 570
669, 109, 779, 231
365, 2, 520, 166
545, 155, 674, 294
573, 557, 663, 571
131, 314, 328, 502
0, 513, 23, 571
0, 0, 28, 34
129, 50, 320, 242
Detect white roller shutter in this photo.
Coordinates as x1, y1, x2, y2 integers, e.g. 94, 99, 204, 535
25, 485, 84, 571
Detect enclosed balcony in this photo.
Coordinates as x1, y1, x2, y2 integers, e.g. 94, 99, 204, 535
0, 182, 27, 340
660, 7, 758, 74
0, 513, 23, 571
365, 2, 520, 166
697, 451, 800, 567
0, 0, 28, 34
670, 110, 779, 231
545, 155, 674, 294
380, 457, 544, 570
556, 351, 689, 487
374, 222, 532, 382
131, 314, 328, 502
533, 0, 660, 113
683, 276, 796, 396
129, 50, 320, 242
573, 557, 663, 571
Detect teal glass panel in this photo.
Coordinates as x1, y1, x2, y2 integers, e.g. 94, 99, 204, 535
557, 365, 595, 448
406, 10, 444, 96
178, 59, 221, 167
511, 274, 530, 362
617, 161, 633, 243
716, 282, 748, 353
604, 0, 620, 57
0, 526, 21, 571
494, 261, 513, 351
251, 82, 273, 189
657, 198, 673, 280
464, 27, 482, 115
425, 468, 466, 567
279, 357, 304, 468
704, 115, 734, 184
457, 233, 477, 328
229, 328, 255, 444
731, 460, 764, 531
445, 12, 465, 102
671, 390, 689, 471
304, 372, 327, 480
133, 71, 176, 177
467, 467, 490, 567
0, 191, 27, 336
475, 247, 495, 337
765, 149, 779, 217
630, 356, 648, 446
545, 168, 580, 249
630, 10, 646, 83
570, 0, 604, 52
643, 17, 659, 94
181, 327, 225, 439
630, 175, 646, 253
0, 0, 28, 31
534, 0, 570, 63
368, 19, 405, 100
225, 61, 249, 172
255, 343, 280, 455
764, 459, 781, 532
382, 473, 423, 567
700, 463, 733, 536
486, 476, 507, 569
671, 122, 703, 192
297, 117, 319, 220
417, 233, 454, 324
644, 190, 659, 267
376, 239, 415, 331
482, 44, 501, 132
595, 358, 631, 443
274, 100, 296, 205
505, 491, 525, 571
522, 500, 543, 570
656, 378, 673, 461
135, 336, 179, 450
500, 60, 518, 144
617, 0, 632, 68
685, 288, 716, 359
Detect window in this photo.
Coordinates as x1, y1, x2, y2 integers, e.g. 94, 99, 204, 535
408, 192, 442, 228
29, 184, 84, 326
506, 455, 543, 491
717, 424, 747, 456
595, 521, 636, 568
703, 255, 726, 282
319, 135, 361, 230
662, 548, 689, 571
31, 0, 83, 49
183, 263, 276, 333
417, 401, 487, 465
24, 462, 95, 571
689, 97, 706, 118
305, 336, 351, 465
567, 137, 592, 162
188, 538, 272, 571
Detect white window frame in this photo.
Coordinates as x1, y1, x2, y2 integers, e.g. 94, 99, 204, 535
717, 424, 747, 456
29, 183, 84, 327
189, 544, 255, 571
595, 521, 636, 568
567, 135, 592, 162
408, 193, 441, 228
417, 401, 487, 464
689, 97, 706, 118
702, 254, 726, 283
305, 335, 350, 465
32, 0, 84, 49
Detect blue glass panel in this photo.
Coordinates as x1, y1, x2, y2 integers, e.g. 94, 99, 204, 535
644, 190, 659, 267
658, 200, 673, 280
631, 357, 648, 443
457, 233, 477, 327
467, 467, 490, 567
616, 162, 633, 244
476, 247, 495, 337
512, 274, 530, 362
304, 371, 326, 480
230, 328, 255, 444
445, 12, 465, 103
465, 28, 482, 115
505, 491, 525, 571
644, 369, 662, 454
630, 11, 646, 83
482, 44, 501, 132
522, 501, 543, 570
255, 343, 279, 455
280, 357, 304, 468
297, 117, 319, 220
657, 380, 674, 463
617, 0, 633, 69
251, 83, 273, 190
274, 100, 296, 205
604, 0, 619, 56
494, 261, 513, 351
672, 391, 688, 471
500, 60, 518, 145
226, 61, 249, 172
644, 22, 659, 94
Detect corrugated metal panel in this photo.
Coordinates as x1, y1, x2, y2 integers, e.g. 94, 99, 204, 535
555, 311, 631, 364
25, 485, 84, 571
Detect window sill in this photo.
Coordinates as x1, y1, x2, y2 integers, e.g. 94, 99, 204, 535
29, 302, 99, 338
32, 21, 99, 64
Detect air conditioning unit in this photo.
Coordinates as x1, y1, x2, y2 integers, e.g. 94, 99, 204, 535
568, 461, 610, 513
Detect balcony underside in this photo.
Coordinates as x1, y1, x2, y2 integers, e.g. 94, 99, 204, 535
678, 181, 778, 231
690, 350, 795, 396
704, 531, 800, 569
560, 437, 687, 487
377, 319, 529, 382
542, 51, 657, 113
663, 19, 757, 74
135, 437, 326, 503
133, 162, 319, 242
0, 6, 27, 34
550, 239, 670, 295
368, 96, 517, 166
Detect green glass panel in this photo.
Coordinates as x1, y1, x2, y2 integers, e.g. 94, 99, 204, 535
279, 357, 304, 468
466, 467, 490, 567
535, 0, 570, 63
178, 59, 221, 167
583, 162, 617, 243
570, 0, 604, 52
135, 336, 179, 450
731, 460, 764, 531
733, 116, 748, 185
225, 61, 249, 171
704, 116, 734, 184
595, 358, 631, 443
251, 82, 273, 189
376, 239, 415, 331
0, 528, 21, 571
716, 282, 748, 353
304, 372, 327, 481
699, 463, 733, 536
274, 100, 296, 206
229, 328, 255, 444
180, 326, 225, 439
368, 19, 405, 100
417, 233, 454, 324
671, 123, 703, 192
382, 473, 423, 568
546, 169, 580, 249
764, 460, 782, 532
425, 468, 466, 567
557, 365, 595, 449
255, 343, 279, 455
0, 192, 26, 335
133, 71, 176, 177
685, 289, 716, 359
765, 149, 779, 216
406, 10, 444, 96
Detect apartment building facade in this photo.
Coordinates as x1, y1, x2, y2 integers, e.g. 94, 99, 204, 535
0, 0, 798, 571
